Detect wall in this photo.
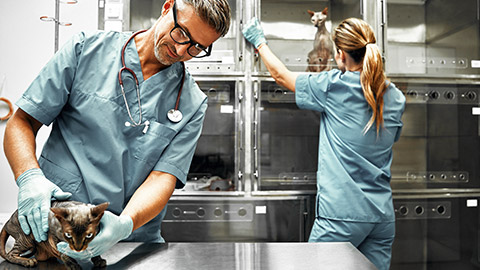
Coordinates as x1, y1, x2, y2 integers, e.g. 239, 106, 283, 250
0, 0, 98, 214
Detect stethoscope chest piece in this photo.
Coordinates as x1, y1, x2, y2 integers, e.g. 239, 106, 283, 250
167, 109, 183, 123
119, 31, 186, 129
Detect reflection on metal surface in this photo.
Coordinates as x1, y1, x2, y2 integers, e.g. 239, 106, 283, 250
1, 242, 373, 270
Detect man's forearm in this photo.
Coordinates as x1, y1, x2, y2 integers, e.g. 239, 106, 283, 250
4, 109, 42, 180
121, 171, 177, 231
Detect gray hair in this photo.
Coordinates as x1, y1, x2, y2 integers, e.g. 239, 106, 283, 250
181, 0, 231, 37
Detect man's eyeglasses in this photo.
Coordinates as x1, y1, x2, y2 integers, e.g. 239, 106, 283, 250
170, 1, 212, 58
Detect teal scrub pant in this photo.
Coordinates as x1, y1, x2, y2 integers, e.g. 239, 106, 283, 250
309, 217, 395, 270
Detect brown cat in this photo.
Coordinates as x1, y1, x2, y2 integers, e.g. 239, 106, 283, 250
306, 7, 334, 72
0, 200, 109, 269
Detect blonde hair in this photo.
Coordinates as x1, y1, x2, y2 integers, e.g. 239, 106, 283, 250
333, 18, 388, 134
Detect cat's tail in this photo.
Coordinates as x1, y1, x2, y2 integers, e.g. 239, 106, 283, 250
0, 224, 9, 261
0, 213, 38, 267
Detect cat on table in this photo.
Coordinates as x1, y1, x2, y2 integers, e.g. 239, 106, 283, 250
306, 7, 334, 72
0, 200, 109, 270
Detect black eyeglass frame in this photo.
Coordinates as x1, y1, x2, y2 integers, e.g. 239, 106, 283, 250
170, 1, 212, 58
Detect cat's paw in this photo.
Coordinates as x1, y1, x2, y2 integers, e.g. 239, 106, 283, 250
66, 264, 82, 270
20, 257, 38, 267
61, 254, 82, 270
92, 255, 107, 268
8, 255, 37, 268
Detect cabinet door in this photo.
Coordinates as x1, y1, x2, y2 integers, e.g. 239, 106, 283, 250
256, 0, 362, 72
392, 196, 480, 269
386, 0, 480, 76
391, 83, 480, 191
254, 80, 319, 192
184, 80, 242, 193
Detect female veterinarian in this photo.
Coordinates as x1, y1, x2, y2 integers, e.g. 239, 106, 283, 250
243, 17, 405, 270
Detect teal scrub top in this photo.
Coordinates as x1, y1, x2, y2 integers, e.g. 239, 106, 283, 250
295, 70, 405, 223
16, 31, 208, 242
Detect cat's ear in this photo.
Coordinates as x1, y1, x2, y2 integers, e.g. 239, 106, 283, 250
307, 10, 315, 17
51, 207, 69, 222
322, 7, 328, 15
91, 202, 110, 219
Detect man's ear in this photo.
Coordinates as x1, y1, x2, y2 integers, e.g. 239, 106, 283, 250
161, 0, 175, 16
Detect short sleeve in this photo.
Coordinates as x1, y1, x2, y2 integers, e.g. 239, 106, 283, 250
392, 86, 406, 142
295, 71, 333, 112
153, 99, 208, 188
16, 32, 85, 125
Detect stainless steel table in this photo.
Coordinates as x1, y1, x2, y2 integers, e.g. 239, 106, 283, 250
0, 242, 377, 269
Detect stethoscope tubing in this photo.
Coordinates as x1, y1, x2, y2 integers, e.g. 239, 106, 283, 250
118, 30, 146, 88
118, 29, 185, 127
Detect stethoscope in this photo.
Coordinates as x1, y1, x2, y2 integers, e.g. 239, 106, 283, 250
118, 30, 185, 134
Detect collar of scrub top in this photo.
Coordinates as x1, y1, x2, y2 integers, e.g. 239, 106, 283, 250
118, 30, 185, 134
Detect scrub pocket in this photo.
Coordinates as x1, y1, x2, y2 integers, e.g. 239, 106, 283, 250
38, 155, 83, 193
132, 120, 176, 167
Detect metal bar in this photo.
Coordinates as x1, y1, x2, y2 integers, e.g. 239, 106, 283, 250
54, 0, 60, 52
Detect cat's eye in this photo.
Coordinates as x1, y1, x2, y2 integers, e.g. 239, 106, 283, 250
86, 233, 93, 238
64, 232, 72, 239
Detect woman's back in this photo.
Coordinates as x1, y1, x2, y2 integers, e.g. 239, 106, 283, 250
242, 16, 406, 270
295, 69, 405, 222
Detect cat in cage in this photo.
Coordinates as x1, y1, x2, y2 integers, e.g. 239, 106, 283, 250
306, 7, 334, 72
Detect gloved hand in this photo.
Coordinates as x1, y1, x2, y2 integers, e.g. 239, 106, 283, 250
16, 168, 72, 242
242, 18, 267, 49
57, 211, 133, 260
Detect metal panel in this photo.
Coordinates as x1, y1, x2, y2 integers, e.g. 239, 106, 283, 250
161, 196, 312, 242
391, 196, 480, 269
386, 0, 480, 77
390, 82, 480, 191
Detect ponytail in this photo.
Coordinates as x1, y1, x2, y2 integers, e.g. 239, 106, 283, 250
333, 18, 389, 134
361, 43, 388, 134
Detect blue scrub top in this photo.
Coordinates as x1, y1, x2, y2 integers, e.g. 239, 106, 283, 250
17, 31, 208, 241
295, 70, 405, 223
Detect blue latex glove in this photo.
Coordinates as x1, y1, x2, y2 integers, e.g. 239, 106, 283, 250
57, 211, 133, 260
242, 18, 267, 49
16, 168, 72, 242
